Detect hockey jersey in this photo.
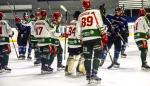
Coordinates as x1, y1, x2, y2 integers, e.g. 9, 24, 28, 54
0, 20, 12, 45
134, 16, 150, 42
67, 20, 81, 48
77, 9, 105, 41
33, 20, 53, 46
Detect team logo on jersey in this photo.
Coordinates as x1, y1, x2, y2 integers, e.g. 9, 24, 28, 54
90, 30, 94, 35
74, 40, 77, 44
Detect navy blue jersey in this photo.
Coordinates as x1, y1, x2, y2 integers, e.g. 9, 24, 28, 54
105, 14, 126, 36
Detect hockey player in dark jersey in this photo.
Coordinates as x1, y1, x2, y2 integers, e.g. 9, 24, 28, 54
120, 8, 129, 58
100, 7, 126, 68
15, 13, 31, 60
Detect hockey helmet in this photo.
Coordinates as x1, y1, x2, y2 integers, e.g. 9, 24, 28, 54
82, 0, 91, 10
23, 12, 29, 20
52, 11, 62, 22
0, 12, 4, 20
40, 10, 48, 18
73, 11, 81, 19
138, 8, 146, 16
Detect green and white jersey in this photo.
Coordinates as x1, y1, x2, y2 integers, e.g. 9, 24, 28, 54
50, 23, 62, 46
134, 16, 150, 42
77, 9, 105, 41
67, 20, 81, 48
0, 20, 12, 45
33, 20, 53, 46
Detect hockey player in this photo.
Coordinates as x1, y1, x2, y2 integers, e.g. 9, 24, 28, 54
47, 11, 65, 70
120, 8, 129, 58
65, 11, 86, 76
33, 10, 53, 73
33, 11, 42, 65
15, 13, 31, 60
134, 8, 150, 70
101, 7, 127, 68
0, 12, 13, 73
77, 0, 105, 82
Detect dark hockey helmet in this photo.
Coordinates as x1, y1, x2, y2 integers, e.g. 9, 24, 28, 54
73, 11, 81, 19
0, 12, 4, 20
52, 11, 62, 22
23, 12, 29, 20
115, 7, 123, 12
138, 8, 146, 16
82, 0, 91, 10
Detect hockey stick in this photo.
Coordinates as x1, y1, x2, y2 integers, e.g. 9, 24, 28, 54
92, 12, 113, 66
60, 5, 68, 60
6, 0, 19, 58
46, 0, 53, 17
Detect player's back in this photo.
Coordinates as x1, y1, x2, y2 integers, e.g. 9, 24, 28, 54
34, 20, 51, 38
78, 9, 104, 41
0, 20, 10, 37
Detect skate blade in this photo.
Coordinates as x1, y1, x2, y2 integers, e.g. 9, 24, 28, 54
88, 80, 101, 85
57, 68, 65, 71
113, 65, 120, 68
27, 58, 32, 61
141, 68, 150, 71
34, 64, 41, 66
121, 56, 126, 58
4, 70, 11, 73
41, 70, 53, 74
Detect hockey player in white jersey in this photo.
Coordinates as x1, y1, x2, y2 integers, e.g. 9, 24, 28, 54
0, 12, 13, 73
134, 8, 150, 70
77, 0, 105, 83
33, 10, 53, 74
44, 11, 65, 71
65, 11, 86, 76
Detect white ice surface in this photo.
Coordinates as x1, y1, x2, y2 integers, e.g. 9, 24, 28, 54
0, 40, 150, 86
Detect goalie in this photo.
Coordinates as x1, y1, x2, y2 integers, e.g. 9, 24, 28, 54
65, 11, 86, 76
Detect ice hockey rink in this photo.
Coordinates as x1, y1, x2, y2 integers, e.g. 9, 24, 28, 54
0, 26, 150, 86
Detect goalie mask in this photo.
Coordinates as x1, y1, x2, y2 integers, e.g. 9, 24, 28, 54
52, 11, 62, 24
0, 12, 4, 20
138, 8, 146, 16
82, 0, 91, 10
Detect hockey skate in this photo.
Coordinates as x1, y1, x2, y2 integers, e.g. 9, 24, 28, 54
27, 55, 32, 60
3, 66, 11, 73
141, 64, 150, 71
41, 66, 53, 74
108, 61, 120, 69
87, 74, 101, 84
34, 59, 41, 66
18, 55, 25, 60
121, 53, 127, 58
57, 64, 65, 71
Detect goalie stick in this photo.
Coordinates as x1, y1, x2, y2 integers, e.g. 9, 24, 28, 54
60, 5, 68, 60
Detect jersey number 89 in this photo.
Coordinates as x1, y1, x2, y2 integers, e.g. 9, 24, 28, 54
82, 16, 93, 27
